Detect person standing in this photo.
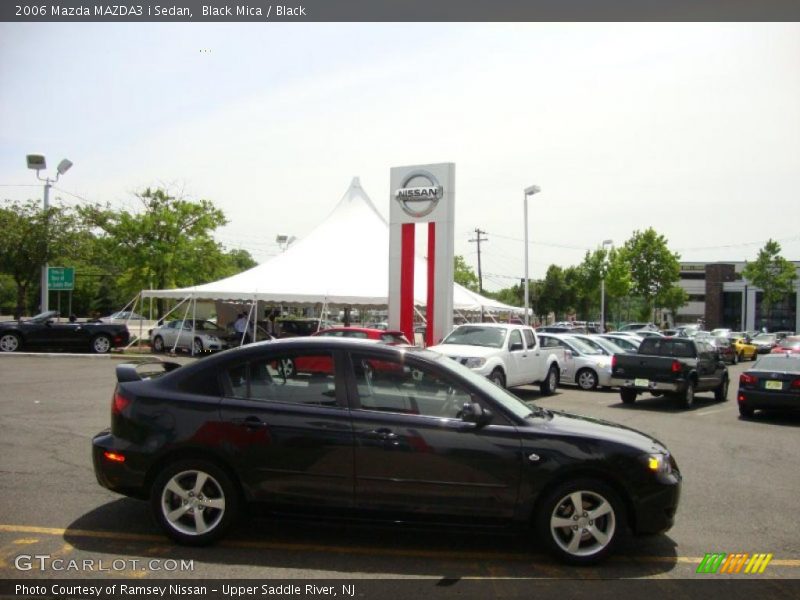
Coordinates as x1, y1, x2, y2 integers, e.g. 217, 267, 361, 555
234, 312, 251, 345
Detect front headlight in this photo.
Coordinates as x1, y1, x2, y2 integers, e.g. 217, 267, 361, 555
464, 357, 487, 369
643, 452, 672, 475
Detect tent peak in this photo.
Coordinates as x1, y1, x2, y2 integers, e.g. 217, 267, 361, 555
350, 176, 361, 188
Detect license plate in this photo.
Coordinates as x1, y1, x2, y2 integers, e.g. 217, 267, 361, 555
634, 378, 650, 387
765, 380, 783, 391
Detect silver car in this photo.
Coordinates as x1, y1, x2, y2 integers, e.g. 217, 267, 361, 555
150, 319, 229, 354
538, 333, 613, 390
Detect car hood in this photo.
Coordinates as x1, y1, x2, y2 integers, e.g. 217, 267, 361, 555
528, 410, 668, 454
427, 344, 503, 358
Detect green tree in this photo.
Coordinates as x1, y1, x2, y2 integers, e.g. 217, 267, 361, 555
742, 239, 797, 326
454, 255, 479, 292
79, 188, 230, 317
540, 265, 567, 321
623, 228, 681, 322
603, 247, 632, 327
656, 285, 689, 327
0, 199, 86, 317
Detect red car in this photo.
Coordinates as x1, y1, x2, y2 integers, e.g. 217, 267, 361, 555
771, 336, 800, 355
292, 327, 411, 375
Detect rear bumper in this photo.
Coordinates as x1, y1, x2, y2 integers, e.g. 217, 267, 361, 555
611, 377, 684, 393
737, 390, 800, 411
92, 430, 149, 499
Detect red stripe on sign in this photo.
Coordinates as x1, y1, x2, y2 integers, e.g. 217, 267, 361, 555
426, 223, 436, 347
401, 223, 415, 343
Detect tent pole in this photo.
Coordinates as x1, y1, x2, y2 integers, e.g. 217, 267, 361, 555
191, 295, 197, 357
173, 298, 193, 354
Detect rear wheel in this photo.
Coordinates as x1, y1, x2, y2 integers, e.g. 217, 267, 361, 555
620, 389, 637, 404
151, 459, 239, 546
739, 403, 755, 419
0, 332, 21, 352
489, 368, 506, 389
732, 352, 738, 365
535, 478, 625, 565
576, 368, 598, 391
91, 334, 112, 354
680, 380, 695, 409
540, 366, 559, 396
714, 376, 729, 402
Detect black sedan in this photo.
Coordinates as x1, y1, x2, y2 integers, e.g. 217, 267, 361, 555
737, 354, 800, 418
92, 338, 681, 565
0, 311, 130, 354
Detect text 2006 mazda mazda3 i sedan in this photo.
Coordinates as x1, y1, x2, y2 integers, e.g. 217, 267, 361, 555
92, 338, 681, 565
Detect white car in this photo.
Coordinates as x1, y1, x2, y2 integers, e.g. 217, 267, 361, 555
428, 323, 563, 394
150, 319, 229, 354
538, 333, 614, 390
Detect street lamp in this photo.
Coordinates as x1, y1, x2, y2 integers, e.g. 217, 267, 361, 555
523, 185, 541, 326
26, 154, 73, 313
275, 234, 297, 252
600, 239, 613, 333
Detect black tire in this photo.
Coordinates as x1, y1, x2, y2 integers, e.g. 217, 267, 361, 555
535, 478, 625, 565
540, 365, 559, 396
489, 368, 506, 389
714, 376, 729, 402
680, 379, 696, 409
739, 403, 755, 419
151, 459, 240, 546
193, 337, 204, 355
576, 368, 598, 391
738, 351, 745, 363
90, 334, 112, 354
152, 335, 164, 353
620, 389, 637, 404
732, 352, 738, 365
0, 332, 21, 352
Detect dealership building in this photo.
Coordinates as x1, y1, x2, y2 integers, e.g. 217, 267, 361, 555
675, 261, 800, 333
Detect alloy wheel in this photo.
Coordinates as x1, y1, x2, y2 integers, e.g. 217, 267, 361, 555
160, 470, 226, 537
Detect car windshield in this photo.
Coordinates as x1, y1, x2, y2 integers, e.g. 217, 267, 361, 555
27, 311, 59, 322
591, 337, 627, 354
753, 355, 800, 372
442, 326, 508, 348
564, 336, 603, 355
429, 350, 539, 420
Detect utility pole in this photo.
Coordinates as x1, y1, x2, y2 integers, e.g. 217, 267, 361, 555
469, 228, 488, 293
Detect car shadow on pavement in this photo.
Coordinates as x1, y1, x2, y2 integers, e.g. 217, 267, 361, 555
63, 498, 678, 578
606, 394, 727, 413
738, 411, 800, 428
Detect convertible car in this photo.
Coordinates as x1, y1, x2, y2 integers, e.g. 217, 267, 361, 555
0, 311, 130, 354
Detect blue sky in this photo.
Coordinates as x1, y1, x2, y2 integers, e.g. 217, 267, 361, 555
2, 22, 799, 290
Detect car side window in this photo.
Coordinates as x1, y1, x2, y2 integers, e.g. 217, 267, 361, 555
523, 329, 536, 349
341, 331, 368, 339
224, 352, 338, 407
350, 353, 471, 419
508, 329, 523, 351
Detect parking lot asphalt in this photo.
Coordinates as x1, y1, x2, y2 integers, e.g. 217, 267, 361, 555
0, 354, 798, 584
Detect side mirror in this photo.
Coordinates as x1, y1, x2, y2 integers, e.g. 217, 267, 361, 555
510, 341, 524, 352
461, 401, 493, 427
565, 349, 573, 358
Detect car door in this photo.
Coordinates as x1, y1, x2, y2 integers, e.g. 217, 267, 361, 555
347, 350, 522, 520
505, 328, 529, 387
218, 347, 355, 508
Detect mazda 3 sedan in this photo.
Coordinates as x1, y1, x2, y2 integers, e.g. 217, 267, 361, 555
92, 338, 681, 565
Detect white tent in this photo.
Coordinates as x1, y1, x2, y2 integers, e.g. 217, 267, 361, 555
141, 178, 523, 315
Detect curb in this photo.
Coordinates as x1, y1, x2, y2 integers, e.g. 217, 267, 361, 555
0, 351, 153, 360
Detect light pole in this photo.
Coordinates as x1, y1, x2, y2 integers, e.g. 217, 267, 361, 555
523, 185, 541, 326
26, 154, 73, 313
276, 234, 297, 252
600, 239, 613, 333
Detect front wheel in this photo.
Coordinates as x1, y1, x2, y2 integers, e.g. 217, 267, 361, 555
0, 332, 21, 352
540, 366, 559, 396
91, 334, 112, 354
535, 478, 625, 565
576, 368, 598, 391
489, 368, 506, 389
192, 337, 204, 355
151, 459, 239, 546
732, 352, 738, 365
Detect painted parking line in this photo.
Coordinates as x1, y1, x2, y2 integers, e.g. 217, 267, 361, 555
1, 524, 799, 569
695, 408, 728, 416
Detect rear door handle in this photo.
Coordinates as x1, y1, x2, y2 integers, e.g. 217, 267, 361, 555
365, 428, 398, 441
235, 416, 269, 429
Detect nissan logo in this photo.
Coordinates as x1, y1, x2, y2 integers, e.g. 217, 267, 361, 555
394, 170, 444, 218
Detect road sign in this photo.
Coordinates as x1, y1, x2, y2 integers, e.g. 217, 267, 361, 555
48, 267, 75, 291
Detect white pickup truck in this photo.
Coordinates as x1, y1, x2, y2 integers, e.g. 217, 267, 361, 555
428, 323, 564, 394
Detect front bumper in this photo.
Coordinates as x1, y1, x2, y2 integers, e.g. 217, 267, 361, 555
633, 473, 682, 534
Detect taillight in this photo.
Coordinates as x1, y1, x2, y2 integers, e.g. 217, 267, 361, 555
740, 373, 757, 385
671, 360, 682, 373
611, 355, 617, 369
791, 378, 800, 390
112, 389, 131, 415
103, 451, 125, 463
